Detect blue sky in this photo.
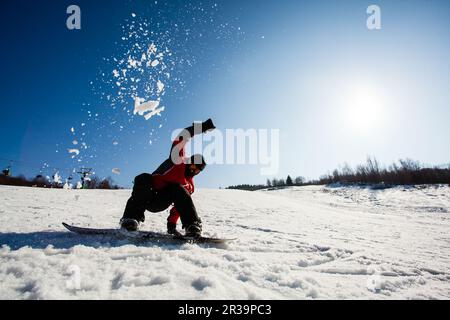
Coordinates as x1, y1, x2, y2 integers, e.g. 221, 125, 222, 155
1, 0, 449, 188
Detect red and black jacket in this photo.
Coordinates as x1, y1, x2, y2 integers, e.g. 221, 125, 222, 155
151, 127, 197, 224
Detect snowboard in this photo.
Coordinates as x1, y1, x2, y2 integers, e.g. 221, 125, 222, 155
62, 222, 234, 244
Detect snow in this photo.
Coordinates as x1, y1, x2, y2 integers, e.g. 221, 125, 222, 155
52, 173, 62, 184
133, 97, 164, 121
157, 80, 165, 94
0, 184, 449, 299
63, 182, 73, 190
68, 149, 80, 156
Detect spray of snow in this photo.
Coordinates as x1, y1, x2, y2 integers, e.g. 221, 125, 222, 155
133, 97, 165, 120
58, 3, 244, 178
68, 149, 80, 157
157, 80, 165, 94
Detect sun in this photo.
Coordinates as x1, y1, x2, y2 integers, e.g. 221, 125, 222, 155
343, 85, 385, 131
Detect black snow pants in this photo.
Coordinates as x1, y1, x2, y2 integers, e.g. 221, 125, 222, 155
121, 173, 200, 228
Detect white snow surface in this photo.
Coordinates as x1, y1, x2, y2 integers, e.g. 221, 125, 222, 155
0, 184, 449, 300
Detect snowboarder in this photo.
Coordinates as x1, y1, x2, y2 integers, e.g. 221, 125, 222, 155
120, 119, 216, 238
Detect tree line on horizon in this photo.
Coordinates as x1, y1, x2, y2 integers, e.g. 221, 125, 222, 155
227, 157, 450, 191
227, 175, 306, 191
0, 173, 121, 190
3, 157, 449, 191
318, 157, 450, 186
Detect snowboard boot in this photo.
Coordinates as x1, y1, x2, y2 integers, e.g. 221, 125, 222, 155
167, 222, 181, 236
167, 222, 183, 237
120, 218, 140, 232
184, 221, 202, 238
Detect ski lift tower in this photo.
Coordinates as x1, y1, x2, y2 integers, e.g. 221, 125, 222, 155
77, 168, 92, 189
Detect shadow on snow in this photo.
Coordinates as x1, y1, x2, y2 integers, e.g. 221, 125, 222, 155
0, 231, 203, 250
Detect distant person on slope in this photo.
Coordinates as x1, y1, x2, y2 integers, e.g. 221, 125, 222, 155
120, 119, 216, 238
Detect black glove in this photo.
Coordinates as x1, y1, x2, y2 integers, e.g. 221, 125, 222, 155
202, 119, 216, 133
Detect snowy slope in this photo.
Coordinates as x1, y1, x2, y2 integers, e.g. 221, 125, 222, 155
0, 184, 449, 299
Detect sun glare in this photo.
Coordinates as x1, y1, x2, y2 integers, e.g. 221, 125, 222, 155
344, 86, 385, 131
